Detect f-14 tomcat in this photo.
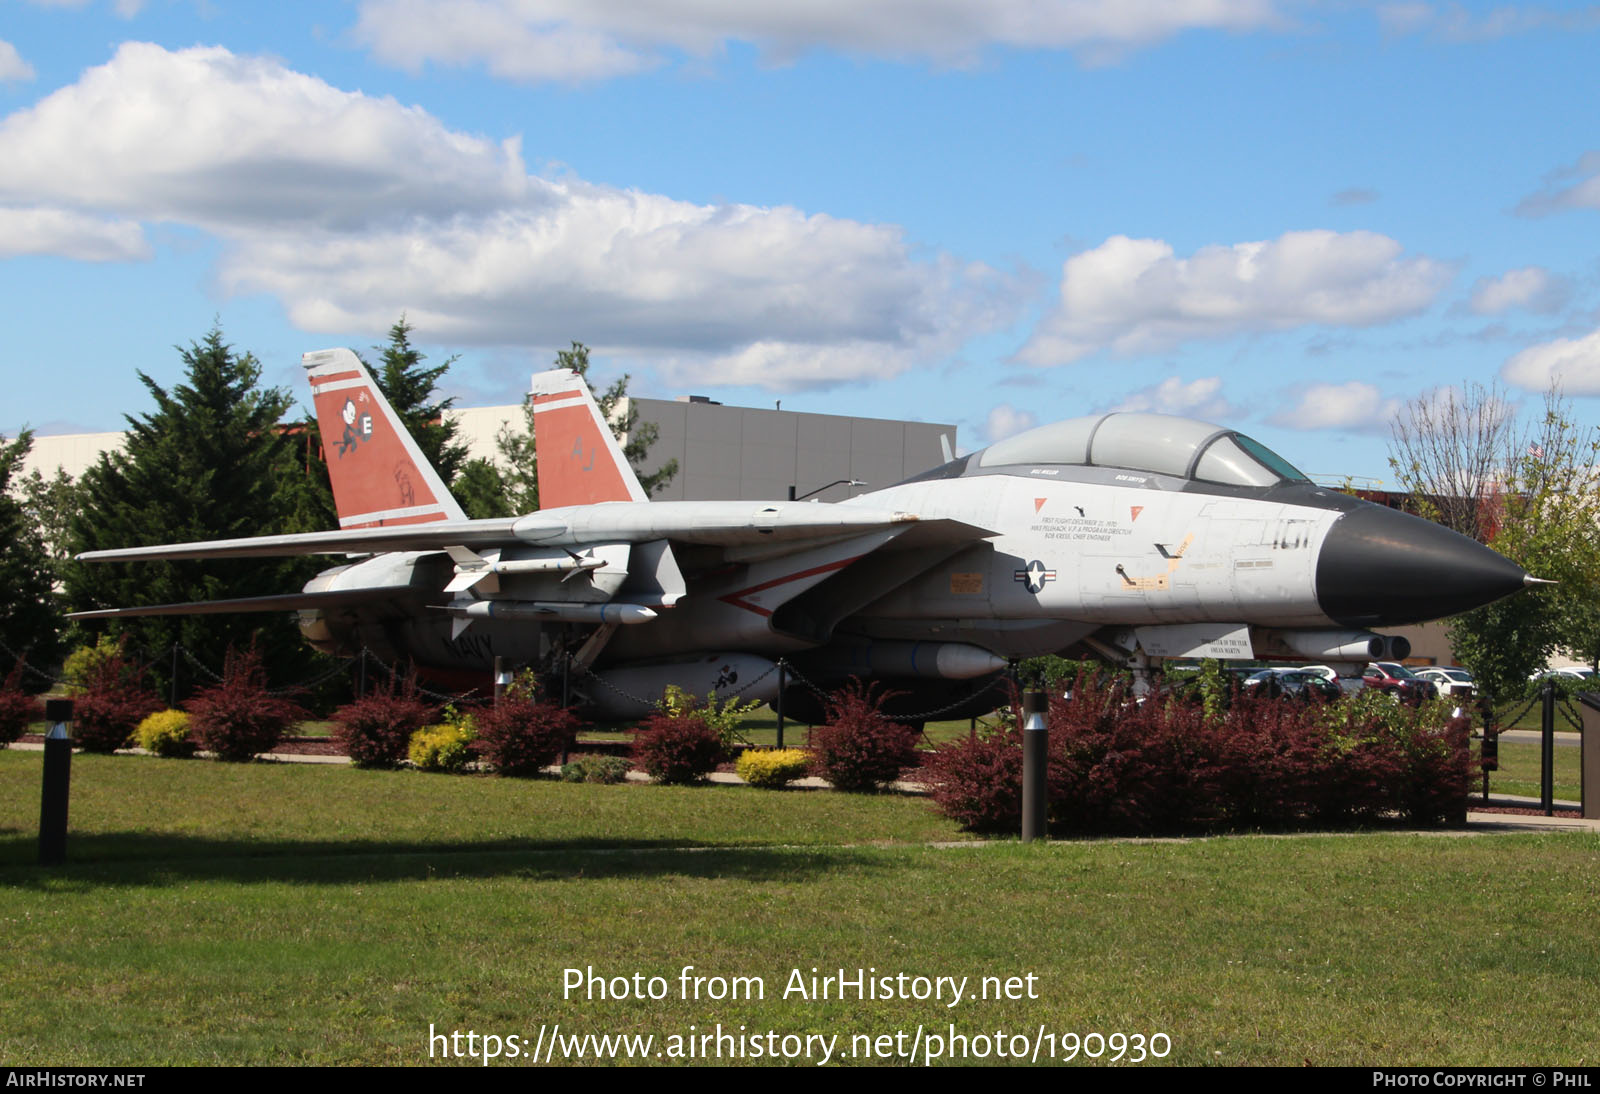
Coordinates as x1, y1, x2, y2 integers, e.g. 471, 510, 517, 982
76, 348, 1534, 719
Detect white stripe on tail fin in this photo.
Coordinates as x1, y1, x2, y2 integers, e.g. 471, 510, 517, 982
302, 348, 466, 528
528, 368, 648, 508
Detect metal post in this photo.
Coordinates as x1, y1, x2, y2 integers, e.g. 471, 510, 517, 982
39, 698, 73, 866
170, 642, 179, 708
1022, 689, 1048, 843
1541, 679, 1556, 816
561, 629, 571, 710
775, 660, 786, 749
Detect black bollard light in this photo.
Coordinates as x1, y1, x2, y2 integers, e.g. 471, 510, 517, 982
1022, 689, 1048, 843
39, 697, 73, 866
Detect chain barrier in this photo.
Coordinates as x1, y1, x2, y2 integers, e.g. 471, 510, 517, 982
1559, 699, 1584, 732
1490, 694, 1539, 729
176, 644, 225, 684
356, 647, 484, 705
0, 636, 70, 687
569, 659, 782, 711
571, 665, 659, 710
776, 659, 1011, 723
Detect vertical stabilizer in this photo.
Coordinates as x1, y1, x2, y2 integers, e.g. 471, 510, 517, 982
303, 347, 466, 528
528, 368, 648, 508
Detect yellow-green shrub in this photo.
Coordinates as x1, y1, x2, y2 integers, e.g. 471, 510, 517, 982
408, 722, 475, 773
735, 748, 812, 789
135, 709, 194, 758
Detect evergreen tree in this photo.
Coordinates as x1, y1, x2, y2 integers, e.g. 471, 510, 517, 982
496, 342, 677, 512
65, 327, 316, 698
363, 317, 470, 486
454, 457, 514, 519
0, 431, 64, 675
289, 317, 475, 527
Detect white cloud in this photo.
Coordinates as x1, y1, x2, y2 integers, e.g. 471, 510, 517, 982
1018, 230, 1451, 365
982, 403, 1037, 444
1111, 375, 1238, 420
355, 0, 1289, 83
1379, 2, 1600, 41
1468, 266, 1570, 316
0, 40, 35, 84
1517, 151, 1600, 216
0, 43, 532, 230
0, 43, 1017, 390
0, 207, 149, 261
1502, 330, 1600, 395
1269, 381, 1402, 432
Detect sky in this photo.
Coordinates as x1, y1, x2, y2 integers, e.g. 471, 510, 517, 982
2, 0, 1598, 485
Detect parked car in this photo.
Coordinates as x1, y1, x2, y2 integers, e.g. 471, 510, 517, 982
1302, 664, 1368, 696
1362, 662, 1439, 704
1414, 666, 1475, 699
1528, 666, 1597, 682
1242, 668, 1342, 702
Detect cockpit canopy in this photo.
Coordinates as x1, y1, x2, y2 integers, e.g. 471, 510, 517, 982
977, 411, 1309, 488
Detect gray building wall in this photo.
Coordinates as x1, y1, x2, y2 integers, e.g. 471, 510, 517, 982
626, 397, 954, 503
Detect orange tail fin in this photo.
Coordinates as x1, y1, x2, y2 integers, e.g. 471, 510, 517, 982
528, 368, 648, 508
302, 348, 466, 528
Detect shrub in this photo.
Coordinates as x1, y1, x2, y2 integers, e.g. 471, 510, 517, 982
808, 681, 922, 792
333, 676, 437, 768
73, 644, 162, 754
186, 646, 304, 762
632, 712, 727, 784
923, 726, 1026, 832
657, 684, 761, 748
134, 709, 194, 758
0, 662, 43, 748
924, 671, 1471, 835
62, 636, 122, 694
476, 698, 579, 777
409, 721, 477, 773
736, 748, 812, 788
560, 754, 632, 784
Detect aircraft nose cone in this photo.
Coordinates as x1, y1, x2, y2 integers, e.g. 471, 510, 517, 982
1316, 504, 1529, 627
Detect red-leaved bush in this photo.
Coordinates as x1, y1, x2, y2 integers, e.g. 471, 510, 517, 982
73, 644, 163, 753
186, 646, 304, 762
631, 712, 726, 784
923, 725, 1025, 831
476, 697, 579, 777
808, 681, 921, 792
332, 675, 437, 768
924, 670, 1471, 834
0, 661, 43, 748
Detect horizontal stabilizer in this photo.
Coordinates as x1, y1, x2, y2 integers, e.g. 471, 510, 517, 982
68, 586, 413, 620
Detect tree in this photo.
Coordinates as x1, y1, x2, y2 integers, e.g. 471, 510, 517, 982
20, 463, 82, 586
0, 431, 64, 673
1387, 381, 1517, 542
495, 342, 678, 512
65, 327, 317, 698
1388, 383, 1600, 698
363, 317, 470, 486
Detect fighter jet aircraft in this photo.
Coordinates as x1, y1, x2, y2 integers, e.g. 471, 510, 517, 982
75, 348, 1535, 719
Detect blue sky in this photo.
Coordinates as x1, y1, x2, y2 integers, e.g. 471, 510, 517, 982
2, 0, 1598, 484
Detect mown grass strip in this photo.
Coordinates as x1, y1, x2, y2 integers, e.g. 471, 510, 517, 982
1, 750, 1597, 1066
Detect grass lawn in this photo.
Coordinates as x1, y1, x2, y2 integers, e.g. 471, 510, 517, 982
2, 749, 1598, 1067
1482, 740, 1582, 803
